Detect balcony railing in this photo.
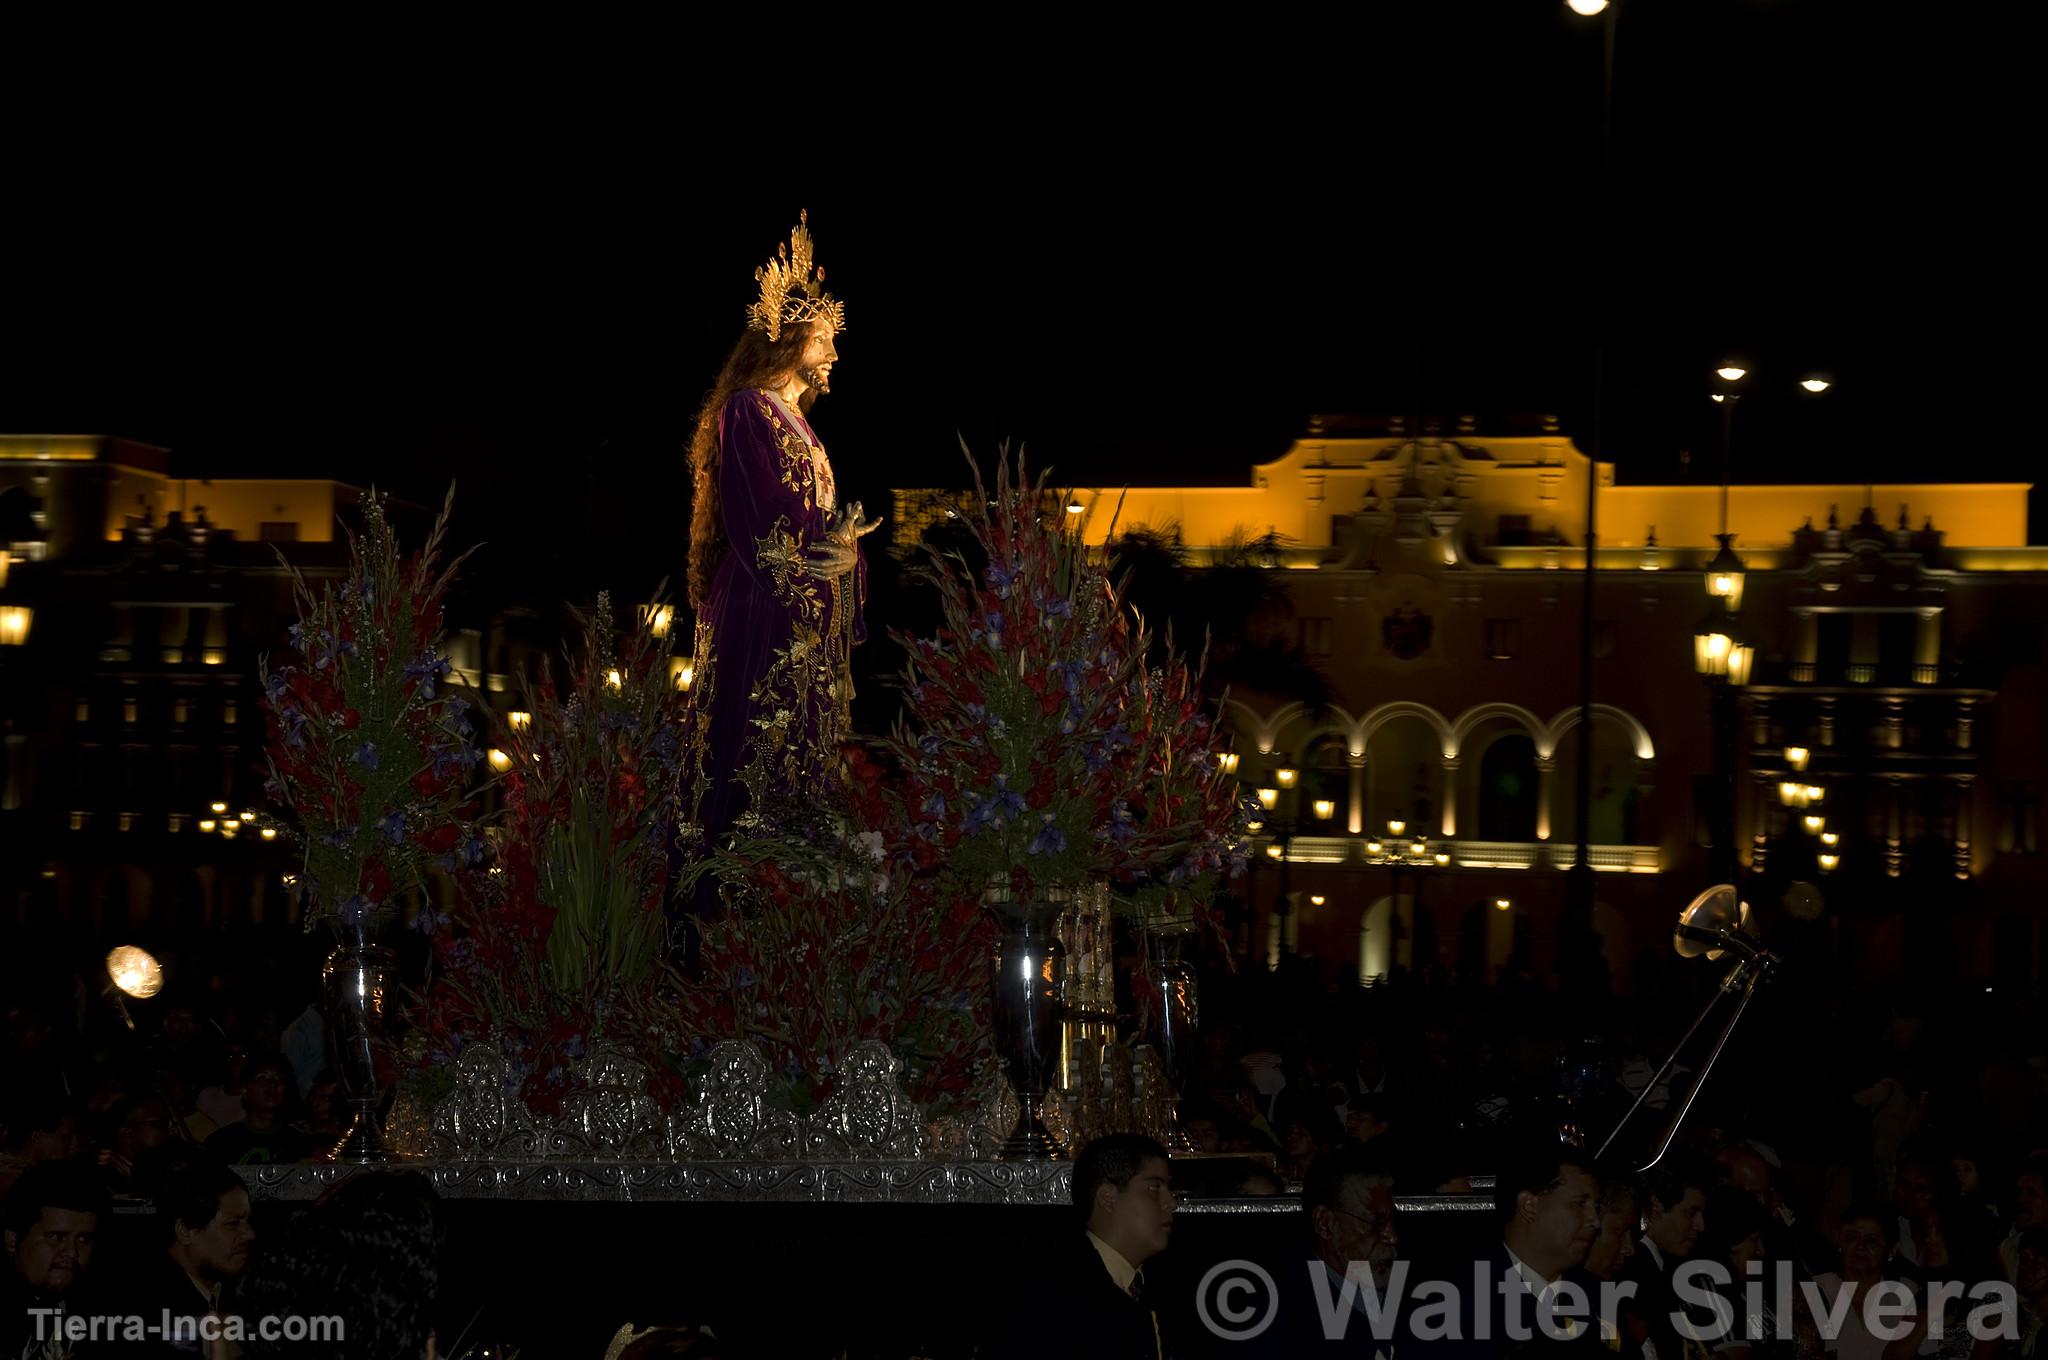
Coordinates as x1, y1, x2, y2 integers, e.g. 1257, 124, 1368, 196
1256, 837, 1660, 874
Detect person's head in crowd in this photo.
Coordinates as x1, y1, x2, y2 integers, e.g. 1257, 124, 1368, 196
210, 1042, 251, 1091
1344, 1094, 1393, 1146
1278, 1108, 1339, 1176
1234, 1166, 1285, 1197
239, 1171, 442, 1360
1714, 1143, 1780, 1215
156, 1003, 204, 1056
1704, 1187, 1771, 1276
2015, 1229, 2048, 1309
150, 1060, 200, 1117
1072, 1134, 1175, 1271
301, 1073, 342, 1136
1642, 1155, 1712, 1261
106, 1095, 173, 1170
1497, 1141, 1599, 1282
1948, 1144, 1987, 1202
2012, 1158, 2048, 1233
1893, 1151, 1948, 1231
1582, 1177, 1639, 1282
83, 1068, 131, 1117
240, 1056, 292, 1127
1834, 1204, 1897, 1285
3, 1095, 79, 1165
1302, 1145, 1400, 1288
159, 1155, 254, 1288
4, 1162, 107, 1301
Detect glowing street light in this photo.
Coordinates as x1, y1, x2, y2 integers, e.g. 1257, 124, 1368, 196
1386, 819, 1406, 837
1565, 0, 1609, 13
1494, 897, 1513, 912
1312, 799, 1336, 821
1800, 377, 1832, 393
1275, 768, 1298, 790
487, 749, 514, 773
1716, 364, 1749, 383
1256, 787, 1279, 811
1784, 746, 1810, 771
1309, 894, 1326, 907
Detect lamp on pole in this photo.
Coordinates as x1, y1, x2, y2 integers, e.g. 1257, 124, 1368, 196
1695, 366, 1753, 886
1565, 0, 1622, 956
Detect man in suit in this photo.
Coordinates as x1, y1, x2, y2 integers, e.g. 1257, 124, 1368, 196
1242, 1145, 1403, 1356
1409, 1140, 1604, 1356
0, 1162, 108, 1360
1617, 1156, 1711, 1360
993, 1133, 1176, 1360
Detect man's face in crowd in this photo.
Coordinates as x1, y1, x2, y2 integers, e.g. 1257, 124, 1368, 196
1648, 1186, 1708, 1258
180, 1188, 255, 1282
1837, 1216, 1889, 1282
1315, 1177, 1400, 1288
1583, 1197, 1638, 1281
7, 1208, 97, 1296
2014, 1172, 2047, 1231
1523, 1165, 1600, 1270
1099, 1157, 1176, 1265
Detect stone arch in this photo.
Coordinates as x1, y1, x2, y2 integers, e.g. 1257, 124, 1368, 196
1448, 702, 1547, 759
1222, 698, 1306, 756
1544, 704, 1656, 762
1358, 701, 1455, 756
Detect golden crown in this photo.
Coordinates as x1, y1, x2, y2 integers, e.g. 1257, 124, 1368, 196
747, 210, 845, 343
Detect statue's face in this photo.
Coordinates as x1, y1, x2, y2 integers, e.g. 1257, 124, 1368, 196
797, 317, 838, 394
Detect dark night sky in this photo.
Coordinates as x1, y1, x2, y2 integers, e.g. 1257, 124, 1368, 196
3, 2, 2033, 588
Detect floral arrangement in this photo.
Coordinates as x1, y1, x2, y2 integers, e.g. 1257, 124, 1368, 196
1108, 655, 1258, 930
407, 592, 691, 1115
677, 744, 998, 1112
260, 490, 486, 934
886, 448, 1153, 901
888, 446, 1253, 915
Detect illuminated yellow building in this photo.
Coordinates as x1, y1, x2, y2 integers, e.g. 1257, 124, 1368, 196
898, 417, 2048, 991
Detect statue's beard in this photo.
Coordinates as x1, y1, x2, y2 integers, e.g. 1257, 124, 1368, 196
800, 365, 832, 396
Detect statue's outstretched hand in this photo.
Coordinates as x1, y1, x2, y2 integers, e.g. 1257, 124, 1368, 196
803, 503, 883, 579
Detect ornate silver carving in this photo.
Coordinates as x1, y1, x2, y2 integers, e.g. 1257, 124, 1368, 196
961, 1067, 1020, 1161
802, 1041, 927, 1160
237, 1159, 1075, 1205
546, 1044, 668, 1159
431, 1042, 539, 1160
673, 1041, 801, 1159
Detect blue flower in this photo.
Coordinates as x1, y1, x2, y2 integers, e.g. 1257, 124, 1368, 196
734, 966, 758, 989
459, 836, 487, 867
920, 791, 947, 820
337, 638, 359, 659
412, 903, 448, 933
992, 777, 1025, 819
378, 810, 407, 845
562, 1033, 587, 1061
1026, 814, 1067, 856
985, 561, 1019, 598
353, 741, 380, 771
287, 622, 308, 650
1108, 802, 1138, 843
266, 670, 291, 702
320, 827, 355, 849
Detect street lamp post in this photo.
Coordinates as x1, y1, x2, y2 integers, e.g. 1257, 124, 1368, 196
1696, 371, 1753, 886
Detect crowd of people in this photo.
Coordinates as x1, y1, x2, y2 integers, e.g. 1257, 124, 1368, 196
3, 923, 2046, 1357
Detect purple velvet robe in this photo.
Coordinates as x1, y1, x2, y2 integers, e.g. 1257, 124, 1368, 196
685, 388, 865, 847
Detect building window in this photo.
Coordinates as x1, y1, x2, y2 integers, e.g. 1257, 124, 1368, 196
1999, 781, 2039, 856
122, 697, 139, 725
172, 697, 190, 725
1496, 515, 1534, 546
1300, 616, 1334, 656
1485, 619, 1520, 660
117, 811, 135, 833
69, 811, 88, 831
74, 699, 90, 723
222, 699, 238, 727
168, 812, 186, 833
259, 521, 300, 542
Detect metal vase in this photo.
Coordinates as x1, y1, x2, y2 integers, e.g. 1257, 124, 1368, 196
322, 921, 396, 1163
1144, 917, 1201, 1155
988, 889, 1067, 1160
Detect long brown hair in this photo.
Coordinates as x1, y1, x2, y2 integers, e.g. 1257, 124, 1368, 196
687, 325, 817, 613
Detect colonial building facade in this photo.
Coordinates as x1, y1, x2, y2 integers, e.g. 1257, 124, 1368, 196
898, 416, 2047, 992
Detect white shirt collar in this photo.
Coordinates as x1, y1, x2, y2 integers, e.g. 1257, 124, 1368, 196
1087, 1231, 1141, 1296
